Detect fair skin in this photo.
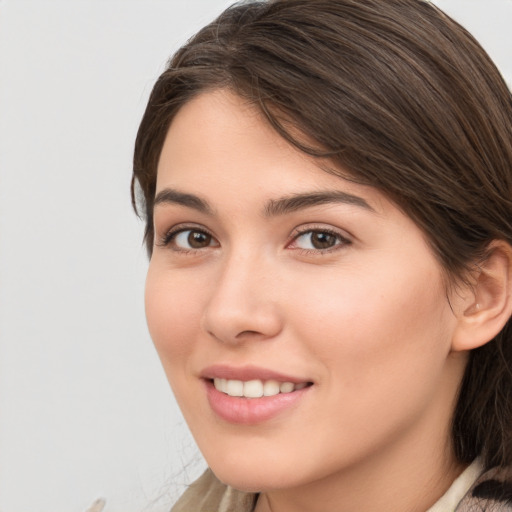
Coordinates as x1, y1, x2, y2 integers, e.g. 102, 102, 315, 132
146, 89, 472, 512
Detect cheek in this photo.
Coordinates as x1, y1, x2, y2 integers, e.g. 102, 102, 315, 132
288, 258, 453, 390
144, 265, 204, 361
279, 262, 456, 466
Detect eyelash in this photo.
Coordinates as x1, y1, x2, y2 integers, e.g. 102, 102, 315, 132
156, 224, 352, 254
288, 226, 352, 254
157, 224, 217, 253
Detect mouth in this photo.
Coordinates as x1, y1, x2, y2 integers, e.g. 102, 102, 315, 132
211, 378, 311, 398
200, 365, 314, 424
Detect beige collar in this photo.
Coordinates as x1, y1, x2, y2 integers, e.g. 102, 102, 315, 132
426, 459, 483, 512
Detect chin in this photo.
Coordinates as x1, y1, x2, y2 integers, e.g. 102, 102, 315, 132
207, 454, 298, 493
212, 469, 282, 493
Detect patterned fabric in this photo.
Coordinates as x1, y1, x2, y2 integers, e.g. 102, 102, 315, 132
428, 460, 483, 512
456, 465, 512, 511
171, 464, 512, 512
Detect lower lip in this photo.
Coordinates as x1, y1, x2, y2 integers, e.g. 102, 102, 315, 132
204, 380, 311, 425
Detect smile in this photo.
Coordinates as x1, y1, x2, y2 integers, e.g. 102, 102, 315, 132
213, 378, 309, 398
201, 366, 314, 424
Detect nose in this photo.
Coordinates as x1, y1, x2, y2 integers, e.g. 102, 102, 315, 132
201, 252, 283, 345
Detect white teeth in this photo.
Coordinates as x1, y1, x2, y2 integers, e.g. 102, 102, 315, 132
263, 380, 280, 397
213, 378, 308, 398
213, 378, 227, 393
226, 379, 244, 397
244, 380, 264, 398
279, 382, 294, 393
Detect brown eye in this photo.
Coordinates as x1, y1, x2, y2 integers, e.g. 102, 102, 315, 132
170, 229, 217, 250
187, 231, 212, 248
292, 229, 349, 251
310, 232, 337, 249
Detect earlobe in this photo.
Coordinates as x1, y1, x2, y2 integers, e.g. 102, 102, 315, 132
451, 241, 512, 352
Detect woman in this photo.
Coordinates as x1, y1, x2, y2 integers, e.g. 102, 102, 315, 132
132, 0, 512, 510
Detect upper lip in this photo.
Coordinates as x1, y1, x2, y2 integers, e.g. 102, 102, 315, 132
200, 364, 311, 384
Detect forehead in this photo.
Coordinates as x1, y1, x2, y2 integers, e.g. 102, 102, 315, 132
156, 89, 388, 213
157, 89, 300, 185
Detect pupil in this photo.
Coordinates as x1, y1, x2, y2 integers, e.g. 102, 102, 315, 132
188, 231, 210, 248
312, 232, 335, 249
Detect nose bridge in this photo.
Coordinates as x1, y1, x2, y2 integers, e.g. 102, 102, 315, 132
201, 247, 281, 344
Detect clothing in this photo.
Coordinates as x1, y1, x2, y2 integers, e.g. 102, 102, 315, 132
171, 460, 512, 512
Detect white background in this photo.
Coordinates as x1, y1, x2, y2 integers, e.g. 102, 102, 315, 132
0, 1, 510, 512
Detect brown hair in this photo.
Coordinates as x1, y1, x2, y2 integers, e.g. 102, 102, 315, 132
132, 0, 512, 470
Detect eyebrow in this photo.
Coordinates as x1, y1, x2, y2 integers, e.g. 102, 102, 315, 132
153, 188, 374, 217
154, 188, 214, 215
264, 190, 375, 216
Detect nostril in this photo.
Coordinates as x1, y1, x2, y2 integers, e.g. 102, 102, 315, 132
236, 330, 263, 338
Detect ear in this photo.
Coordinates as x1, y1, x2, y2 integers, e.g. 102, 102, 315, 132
451, 240, 512, 352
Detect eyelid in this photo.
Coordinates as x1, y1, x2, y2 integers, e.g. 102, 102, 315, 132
156, 223, 218, 250
287, 224, 352, 251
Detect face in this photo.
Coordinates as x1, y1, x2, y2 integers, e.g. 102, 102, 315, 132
146, 90, 466, 494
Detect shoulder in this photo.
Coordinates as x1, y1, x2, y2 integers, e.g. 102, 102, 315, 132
171, 469, 257, 512
457, 466, 512, 511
